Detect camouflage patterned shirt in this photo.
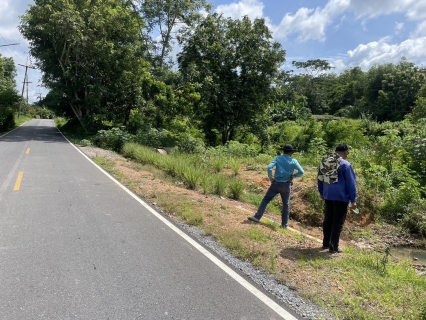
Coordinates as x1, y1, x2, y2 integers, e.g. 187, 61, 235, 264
317, 152, 341, 184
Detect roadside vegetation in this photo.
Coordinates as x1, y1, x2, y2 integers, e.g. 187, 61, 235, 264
1, 0, 425, 317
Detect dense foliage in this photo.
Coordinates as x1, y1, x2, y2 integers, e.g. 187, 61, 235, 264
0, 54, 20, 130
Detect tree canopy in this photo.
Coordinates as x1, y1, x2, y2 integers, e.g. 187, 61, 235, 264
178, 14, 286, 145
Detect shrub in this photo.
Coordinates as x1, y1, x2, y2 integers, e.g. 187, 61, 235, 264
176, 133, 205, 154
224, 140, 258, 158
378, 182, 421, 223
94, 127, 133, 152
322, 118, 368, 149
0, 107, 15, 131
402, 199, 426, 236
78, 139, 92, 146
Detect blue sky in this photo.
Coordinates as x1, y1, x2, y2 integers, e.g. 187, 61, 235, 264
1, 0, 426, 103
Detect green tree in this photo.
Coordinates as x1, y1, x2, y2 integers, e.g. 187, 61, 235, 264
19, 0, 150, 130
133, 0, 211, 70
0, 54, 20, 130
327, 67, 366, 116
288, 59, 333, 114
178, 14, 286, 145
129, 0, 211, 127
378, 58, 426, 121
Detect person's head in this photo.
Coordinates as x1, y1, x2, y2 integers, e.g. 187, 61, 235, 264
335, 143, 349, 159
283, 144, 297, 155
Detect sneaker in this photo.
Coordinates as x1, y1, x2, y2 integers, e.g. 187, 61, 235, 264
280, 224, 288, 229
320, 245, 329, 250
248, 216, 260, 223
329, 248, 343, 253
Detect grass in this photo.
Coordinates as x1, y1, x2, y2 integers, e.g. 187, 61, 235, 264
298, 246, 426, 319
78, 140, 426, 319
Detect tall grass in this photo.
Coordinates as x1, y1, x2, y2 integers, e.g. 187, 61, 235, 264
229, 179, 245, 200
213, 174, 228, 196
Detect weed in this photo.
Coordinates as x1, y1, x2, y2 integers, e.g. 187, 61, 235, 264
212, 158, 226, 173
200, 174, 211, 194
213, 174, 228, 196
79, 139, 92, 146
183, 167, 202, 190
247, 227, 271, 242
229, 159, 241, 176
229, 179, 245, 200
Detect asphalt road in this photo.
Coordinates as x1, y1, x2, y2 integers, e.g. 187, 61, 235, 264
0, 119, 301, 320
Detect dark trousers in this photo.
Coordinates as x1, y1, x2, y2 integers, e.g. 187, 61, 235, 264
323, 200, 349, 250
254, 181, 292, 227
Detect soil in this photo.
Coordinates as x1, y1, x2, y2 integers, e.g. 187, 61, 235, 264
79, 145, 426, 280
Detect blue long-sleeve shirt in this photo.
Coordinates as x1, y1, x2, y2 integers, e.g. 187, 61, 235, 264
268, 154, 304, 182
317, 157, 357, 203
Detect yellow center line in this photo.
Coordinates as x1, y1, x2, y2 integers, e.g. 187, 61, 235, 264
13, 172, 24, 191
26, 148, 30, 154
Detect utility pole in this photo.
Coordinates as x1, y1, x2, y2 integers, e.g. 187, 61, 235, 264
25, 73, 32, 103
17, 61, 36, 118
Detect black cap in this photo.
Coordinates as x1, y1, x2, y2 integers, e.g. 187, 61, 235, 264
335, 143, 349, 152
283, 144, 297, 152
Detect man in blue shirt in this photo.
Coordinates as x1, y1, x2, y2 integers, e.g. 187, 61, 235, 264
318, 143, 357, 253
248, 145, 304, 228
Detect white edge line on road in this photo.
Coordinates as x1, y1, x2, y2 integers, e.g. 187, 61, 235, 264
58, 129, 298, 320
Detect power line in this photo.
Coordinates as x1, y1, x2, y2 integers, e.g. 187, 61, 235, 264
0, 32, 26, 63
0, 43, 19, 47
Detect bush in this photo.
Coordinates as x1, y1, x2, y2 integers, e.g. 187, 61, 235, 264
378, 182, 421, 223
0, 107, 15, 131
176, 133, 205, 154
79, 139, 92, 146
402, 199, 426, 236
94, 127, 133, 152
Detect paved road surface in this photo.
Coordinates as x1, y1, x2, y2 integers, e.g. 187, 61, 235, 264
0, 119, 300, 319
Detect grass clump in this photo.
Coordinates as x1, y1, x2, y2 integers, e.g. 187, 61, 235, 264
182, 167, 202, 190
213, 174, 228, 196
229, 179, 245, 200
247, 227, 272, 242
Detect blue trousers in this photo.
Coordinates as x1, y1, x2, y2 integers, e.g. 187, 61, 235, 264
254, 181, 292, 227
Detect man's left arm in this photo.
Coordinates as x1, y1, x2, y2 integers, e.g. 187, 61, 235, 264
345, 164, 357, 205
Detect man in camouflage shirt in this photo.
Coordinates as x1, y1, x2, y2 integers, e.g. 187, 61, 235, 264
317, 143, 357, 253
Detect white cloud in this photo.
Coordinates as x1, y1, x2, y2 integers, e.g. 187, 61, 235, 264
215, 0, 265, 20
346, 36, 426, 70
349, 0, 426, 20
412, 20, 426, 38
273, 0, 350, 42
394, 22, 404, 35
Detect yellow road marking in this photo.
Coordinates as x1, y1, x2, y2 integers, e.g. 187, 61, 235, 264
13, 172, 24, 191
26, 148, 30, 154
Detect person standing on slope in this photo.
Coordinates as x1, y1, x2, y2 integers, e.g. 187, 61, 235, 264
248, 144, 304, 228
318, 143, 357, 253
